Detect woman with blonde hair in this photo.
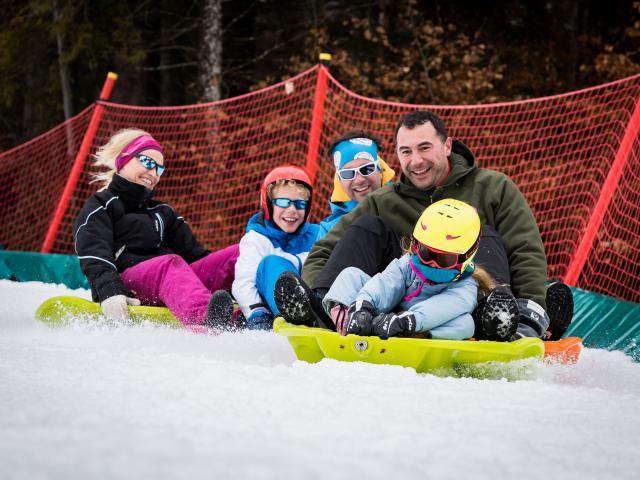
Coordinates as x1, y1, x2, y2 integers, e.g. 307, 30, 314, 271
73, 128, 239, 329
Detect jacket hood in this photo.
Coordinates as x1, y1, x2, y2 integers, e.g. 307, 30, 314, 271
329, 199, 357, 216
246, 212, 319, 254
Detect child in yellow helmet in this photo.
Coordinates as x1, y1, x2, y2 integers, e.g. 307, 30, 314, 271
320, 199, 514, 340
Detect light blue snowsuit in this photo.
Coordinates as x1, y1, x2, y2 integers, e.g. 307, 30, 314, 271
322, 255, 477, 340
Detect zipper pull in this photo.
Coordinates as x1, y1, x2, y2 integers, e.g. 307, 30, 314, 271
115, 245, 126, 260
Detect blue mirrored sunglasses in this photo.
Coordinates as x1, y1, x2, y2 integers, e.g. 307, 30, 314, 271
136, 154, 166, 176
337, 161, 377, 180
272, 197, 308, 210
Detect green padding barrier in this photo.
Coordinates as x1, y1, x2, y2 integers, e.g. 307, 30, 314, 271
0, 250, 89, 290
566, 287, 640, 361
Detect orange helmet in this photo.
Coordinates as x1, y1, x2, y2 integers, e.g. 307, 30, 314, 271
260, 165, 313, 221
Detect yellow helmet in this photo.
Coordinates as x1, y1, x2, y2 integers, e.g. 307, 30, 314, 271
411, 199, 481, 272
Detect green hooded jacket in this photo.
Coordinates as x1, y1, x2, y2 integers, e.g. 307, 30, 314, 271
302, 139, 548, 308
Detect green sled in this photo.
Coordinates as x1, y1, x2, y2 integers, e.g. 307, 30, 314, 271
35, 295, 182, 328
273, 317, 545, 378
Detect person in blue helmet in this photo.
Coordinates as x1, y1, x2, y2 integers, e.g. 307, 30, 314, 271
208, 165, 320, 331
317, 132, 395, 240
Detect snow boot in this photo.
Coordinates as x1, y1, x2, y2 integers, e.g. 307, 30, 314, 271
543, 281, 574, 341
479, 286, 519, 342
231, 307, 247, 331
205, 290, 233, 330
274, 271, 334, 329
246, 312, 274, 331
512, 298, 550, 340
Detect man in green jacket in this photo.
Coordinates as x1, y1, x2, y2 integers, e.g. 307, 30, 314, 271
275, 111, 573, 341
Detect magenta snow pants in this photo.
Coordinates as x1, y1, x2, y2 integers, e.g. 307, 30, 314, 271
120, 244, 239, 325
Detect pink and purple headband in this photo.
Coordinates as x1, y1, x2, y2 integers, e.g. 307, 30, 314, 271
115, 135, 164, 172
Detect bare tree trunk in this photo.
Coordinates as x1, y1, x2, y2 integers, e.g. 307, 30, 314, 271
53, 0, 73, 120
200, 0, 222, 102
160, 0, 172, 105
546, 0, 579, 91
52, 0, 75, 156
377, 0, 388, 78
378, 0, 388, 32
21, 69, 35, 143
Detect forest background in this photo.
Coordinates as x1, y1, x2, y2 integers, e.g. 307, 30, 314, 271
1, 0, 639, 152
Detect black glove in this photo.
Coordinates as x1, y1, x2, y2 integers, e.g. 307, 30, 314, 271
371, 311, 417, 339
346, 300, 375, 336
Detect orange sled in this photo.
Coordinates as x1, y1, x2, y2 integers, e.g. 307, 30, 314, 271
465, 336, 582, 364
376, 331, 581, 365
543, 337, 583, 364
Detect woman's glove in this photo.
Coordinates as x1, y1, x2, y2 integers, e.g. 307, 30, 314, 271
346, 300, 375, 335
101, 295, 141, 320
371, 311, 417, 339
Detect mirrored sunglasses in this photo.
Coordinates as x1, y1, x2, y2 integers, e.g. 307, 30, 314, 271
272, 197, 308, 210
337, 161, 377, 181
136, 154, 166, 176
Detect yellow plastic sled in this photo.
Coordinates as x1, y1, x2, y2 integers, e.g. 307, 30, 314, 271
35, 295, 182, 328
273, 318, 546, 376
35, 296, 579, 377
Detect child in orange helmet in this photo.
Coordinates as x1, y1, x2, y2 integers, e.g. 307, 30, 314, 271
208, 165, 320, 330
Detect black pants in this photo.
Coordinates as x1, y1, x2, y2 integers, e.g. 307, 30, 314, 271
313, 214, 511, 291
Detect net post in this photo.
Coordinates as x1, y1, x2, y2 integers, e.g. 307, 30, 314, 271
564, 94, 640, 286
41, 72, 118, 253
304, 53, 331, 183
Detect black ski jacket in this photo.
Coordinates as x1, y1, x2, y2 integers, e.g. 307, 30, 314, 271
73, 174, 208, 302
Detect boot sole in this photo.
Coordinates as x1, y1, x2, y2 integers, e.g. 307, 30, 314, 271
274, 273, 315, 326
482, 288, 519, 341
545, 283, 574, 341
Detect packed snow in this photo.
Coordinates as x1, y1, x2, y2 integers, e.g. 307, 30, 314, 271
1, 279, 639, 480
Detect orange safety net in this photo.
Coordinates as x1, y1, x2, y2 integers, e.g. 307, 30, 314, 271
1, 65, 639, 303
0, 107, 93, 253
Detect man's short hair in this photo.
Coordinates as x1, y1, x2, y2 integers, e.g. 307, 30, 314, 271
326, 131, 383, 159
394, 111, 448, 143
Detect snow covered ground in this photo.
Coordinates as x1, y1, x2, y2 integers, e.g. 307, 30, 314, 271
1, 280, 639, 480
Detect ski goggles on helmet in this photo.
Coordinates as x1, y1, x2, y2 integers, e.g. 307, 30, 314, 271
337, 162, 377, 181
411, 237, 478, 269
271, 198, 308, 210
136, 154, 166, 176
